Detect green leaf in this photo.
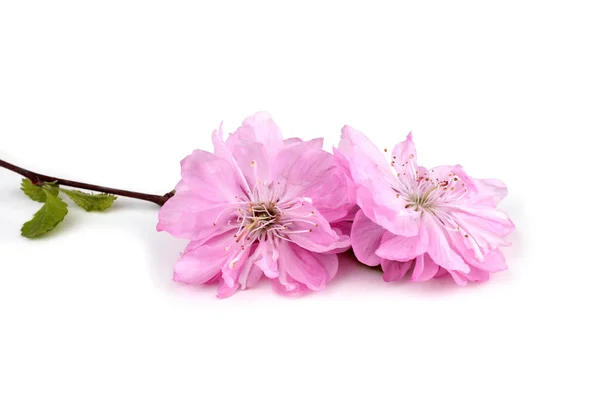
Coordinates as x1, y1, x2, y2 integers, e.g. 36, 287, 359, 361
60, 189, 116, 211
21, 179, 59, 202
21, 188, 68, 238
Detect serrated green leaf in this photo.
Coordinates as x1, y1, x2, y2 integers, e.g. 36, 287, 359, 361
60, 189, 116, 211
21, 179, 59, 202
21, 188, 68, 238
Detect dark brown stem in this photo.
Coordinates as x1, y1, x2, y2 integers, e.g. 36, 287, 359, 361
0, 158, 174, 206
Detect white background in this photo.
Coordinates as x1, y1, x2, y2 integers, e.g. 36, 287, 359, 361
1, 1, 598, 399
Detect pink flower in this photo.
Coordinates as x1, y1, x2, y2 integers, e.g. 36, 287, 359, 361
338, 126, 514, 285
157, 113, 354, 297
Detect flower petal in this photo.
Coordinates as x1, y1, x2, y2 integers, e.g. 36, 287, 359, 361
284, 200, 347, 253
447, 270, 468, 286
212, 125, 251, 193
277, 241, 337, 291
376, 226, 429, 262
173, 233, 234, 285
180, 150, 243, 202
217, 281, 240, 298
157, 190, 237, 242
410, 253, 439, 282
283, 137, 324, 151
356, 183, 420, 237
453, 166, 508, 207
391, 132, 418, 179
470, 178, 508, 206
423, 213, 470, 273
253, 240, 279, 278
270, 268, 309, 296
227, 112, 283, 164
332, 147, 357, 209
448, 228, 509, 272
381, 259, 412, 282
241, 264, 263, 289
338, 126, 420, 236
449, 267, 490, 285
228, 139, 271, 187
350, 209, 386, 266
220, 247, 251, 288
276, 138, 336, 203
274, 144, 354, 222
446, 204, 514, 251
338, 125, 396, 184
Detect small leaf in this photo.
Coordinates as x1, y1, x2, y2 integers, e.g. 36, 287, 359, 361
60, 189, 116, 211
21, 179, 59, 202
21, 188, 68, 238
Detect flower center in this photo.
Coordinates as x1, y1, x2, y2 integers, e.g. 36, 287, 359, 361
217, 178, 319, 252
247, 202, 281, 231
405, 187, 438, 211
394, 172, 465, 213
232, 198, 287, 248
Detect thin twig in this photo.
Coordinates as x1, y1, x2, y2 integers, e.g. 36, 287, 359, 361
0, 159, 174, 206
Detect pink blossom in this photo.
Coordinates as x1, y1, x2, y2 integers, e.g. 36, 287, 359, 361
338, 126, 514, 285
157, 113, 354, 297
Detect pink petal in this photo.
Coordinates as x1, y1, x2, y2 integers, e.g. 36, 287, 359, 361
278, 137, 346, 216
470, 178, 508, 206
283, 137, 324, 151
410, 253, 439, 282
327, 207, 357, 253
278, 149, 351, 221
447, 270, 468, 286
381, 259, 412, 282
338, 125, 396, 184
173, 233, 234, 285
464, 267, 491, 283
446, 204, 514, 250
476, 250, 508, 272
277, 241, 337, 291
157, 191, 237, 242
217, 280, 240, 298
211, 126, 251, 193
180, 150, 243, 202
174, 179, 189, 192
376, 226, 429, 262
217, 244, 265, 296
274, 139, 325, 178
242, 264, 263, 289
227, 112, 283, 163
332, 147, 357, 207
285, 201, 347, 253
423, 213, 470, 273
357, 184, 420, 237
234, 248, 262, 290
434, 268, 448, 278
220, 248, 251, 288
391, 132, 418, 179
449, 267, 490, 285
270, 268, 309, 296
252, 240, 279, 278
338, 126, 420, 236
350, 209, 386, 266
228, 140, 271, 187
448, 229, 508, 272
419, 164, 469, 199
453, 166, 508, 207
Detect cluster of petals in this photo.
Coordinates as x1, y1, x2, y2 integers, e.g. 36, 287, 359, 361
158, 113, 514, 296
338, 126, 514, 285
157, 112, 355, 297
